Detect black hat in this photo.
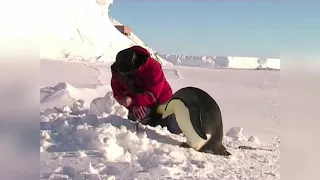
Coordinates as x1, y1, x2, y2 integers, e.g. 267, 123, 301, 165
115, 48, 137, 73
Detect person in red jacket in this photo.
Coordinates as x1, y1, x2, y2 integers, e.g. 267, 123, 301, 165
110, 45, 182, 134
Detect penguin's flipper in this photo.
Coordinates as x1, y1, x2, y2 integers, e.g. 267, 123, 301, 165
188, 106, 207, 140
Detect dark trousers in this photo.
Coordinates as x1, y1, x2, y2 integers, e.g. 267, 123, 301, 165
128, 107, 182, 135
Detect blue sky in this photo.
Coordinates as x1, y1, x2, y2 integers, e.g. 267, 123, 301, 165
109, 1, 319, 58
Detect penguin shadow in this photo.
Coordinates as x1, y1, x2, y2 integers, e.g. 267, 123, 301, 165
101, 115, 182, 146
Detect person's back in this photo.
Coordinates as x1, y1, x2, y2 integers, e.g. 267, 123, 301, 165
110, 45, 181, 134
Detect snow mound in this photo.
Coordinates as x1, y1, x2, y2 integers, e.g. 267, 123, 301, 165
40, 0, 170, 65
226, 127, 261, 145
40, 93, 279, 179
88, 91, 128, 117
40, 82, 111, 110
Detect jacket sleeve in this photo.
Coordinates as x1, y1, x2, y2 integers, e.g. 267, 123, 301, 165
111, 74, 127, 102
133, 60, 165, 107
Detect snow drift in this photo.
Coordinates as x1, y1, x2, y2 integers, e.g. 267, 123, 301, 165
40, 82, 112, 110
40, 0, 171, 65
40, 82, 280, 180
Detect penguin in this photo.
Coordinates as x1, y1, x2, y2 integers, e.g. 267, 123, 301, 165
157, 86, 231, 156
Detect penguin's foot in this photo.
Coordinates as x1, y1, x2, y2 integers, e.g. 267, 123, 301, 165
200, 144, 232, 157
200, 149, 232, 157
220, 150, 232, 157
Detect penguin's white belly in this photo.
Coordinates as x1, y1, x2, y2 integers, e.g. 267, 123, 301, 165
172, 100, 211, 150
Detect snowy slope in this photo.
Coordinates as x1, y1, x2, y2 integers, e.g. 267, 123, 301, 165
40, 0, 171, 65
161, 54, 280, 70
40, 59, 280, 180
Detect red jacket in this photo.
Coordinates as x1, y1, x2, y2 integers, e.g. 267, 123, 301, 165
111, 46, 172, 110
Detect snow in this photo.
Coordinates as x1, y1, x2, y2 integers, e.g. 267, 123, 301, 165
40, 59, 280, 180
226, 127, 246, 141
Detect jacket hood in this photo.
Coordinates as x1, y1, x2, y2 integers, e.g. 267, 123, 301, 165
130, 45, 151, 57
111, 45, 151, 75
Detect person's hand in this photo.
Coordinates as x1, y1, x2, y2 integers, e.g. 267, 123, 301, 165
119, 96, 132, 107
132, 106, 148, 120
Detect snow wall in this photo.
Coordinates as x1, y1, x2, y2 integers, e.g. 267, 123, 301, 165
227, 57, 280, 69
161, 55, 280, 70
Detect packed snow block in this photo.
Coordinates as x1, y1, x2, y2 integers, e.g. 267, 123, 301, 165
226, 127, 246, 140
248, 135, 260, 144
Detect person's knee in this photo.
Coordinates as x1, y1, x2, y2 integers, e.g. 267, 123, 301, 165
165, 114, 182, 134
169, 124, 182, 134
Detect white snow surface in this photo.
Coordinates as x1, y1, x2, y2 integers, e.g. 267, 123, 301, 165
39, 0, 279, 179
40, 59, 280, 180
